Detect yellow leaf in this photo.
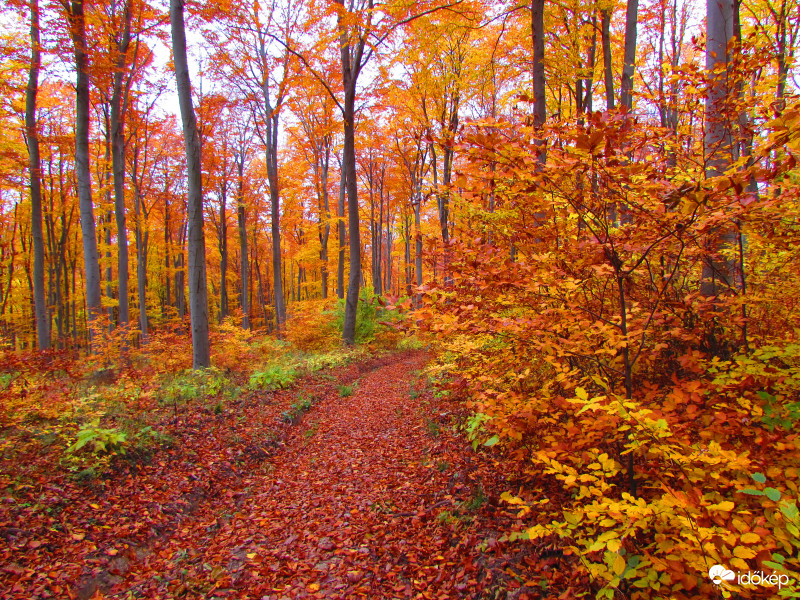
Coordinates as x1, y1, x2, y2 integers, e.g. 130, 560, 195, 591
733, 546, 756, 559
89, 503, 99, 510
730, 557, 749, 571
613, 554, 626, 575
307, 582, 320, 592
740, 532, 760, 544
607, 538, 622, 553
246, 553, 257, 559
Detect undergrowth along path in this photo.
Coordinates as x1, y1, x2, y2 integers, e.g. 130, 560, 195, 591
2, 351, 538, 599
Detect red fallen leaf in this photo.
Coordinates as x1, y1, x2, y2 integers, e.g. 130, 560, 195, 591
346, 570, 363, 583
28, 540, 42, 549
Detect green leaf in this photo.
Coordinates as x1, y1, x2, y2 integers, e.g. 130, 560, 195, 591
781, 502, 799, 520
751, 472, 767, 484
765, 487, 782, 501
484, 435, 500, 447
741, 489, 764, 496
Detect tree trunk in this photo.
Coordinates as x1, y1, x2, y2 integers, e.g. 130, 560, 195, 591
111, 0, 132, 327
67, 0, 102, 346
601, 8, 615, 109
218, 187, 228, 322
132, 150, 148, 338
268, 134, 286, 333
337, 166, 346, 299
342, 89, 361, 345
620, 0, 639, 111
702, 0, 736, 297
531, 0, 547, 165
171, 0, 210, 368
27, 0, 49, 350
236, 156, 250, 329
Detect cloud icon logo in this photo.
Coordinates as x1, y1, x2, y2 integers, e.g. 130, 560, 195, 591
709, 564, 736, 585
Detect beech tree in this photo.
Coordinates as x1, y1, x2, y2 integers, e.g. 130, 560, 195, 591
170, 0, 210, 368
26, 0, 49, 350
62, 0, 102, 345
702, 0, 736, 297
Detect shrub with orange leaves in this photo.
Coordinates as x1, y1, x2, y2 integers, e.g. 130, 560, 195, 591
284, 299, 341, 351
423, 105, 800, 598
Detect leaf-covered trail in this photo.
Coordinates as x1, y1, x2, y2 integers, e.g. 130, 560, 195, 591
200, 351, 494, 598
39, 351, 526, 600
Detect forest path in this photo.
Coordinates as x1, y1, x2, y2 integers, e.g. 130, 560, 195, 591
107, 352, 518, 599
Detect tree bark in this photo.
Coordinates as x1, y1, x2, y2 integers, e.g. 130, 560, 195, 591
702, 0, 736, 297
66, 0, 102, 345
337, 165, 346, 300
132, 144, 148, 337
27, 0, 49, 350
111, 0, 132, 327
620, 0, 639, 111
218, 186, 228, 322
531, 0, 546, 132
601, 8, 615, 109
171, 0, 210, 368
235, 153, 250, 329
336, 0, 369, 345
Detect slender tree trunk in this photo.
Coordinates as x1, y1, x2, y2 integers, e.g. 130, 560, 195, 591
702, 0, 736, 297
337, 166, 346, 299
531, 0, 546, 162
335, 0, 370, 345
171, 0, 210, 368
620, 0, 639, 111
218, 189, 228, 322
132, 150, 148, 337
414, 198, 422, 307
27, 0, 49, 350
601, 8, 615, 109
236, 158, 250, 329
584, 15, 597, 114
342, 90, 361, 345
268, 144, 285, 332
67, 0, 102, 346
111, 0, 132, 327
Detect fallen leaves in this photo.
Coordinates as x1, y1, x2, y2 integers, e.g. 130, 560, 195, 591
0, 352, 539, 599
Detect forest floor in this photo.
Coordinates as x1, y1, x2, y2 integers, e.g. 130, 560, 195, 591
1, 351, 558, 600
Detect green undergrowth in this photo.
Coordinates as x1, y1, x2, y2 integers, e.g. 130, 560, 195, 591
1, 314, 413, 484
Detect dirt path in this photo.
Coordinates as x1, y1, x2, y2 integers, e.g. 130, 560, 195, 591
2, 352, 529, 599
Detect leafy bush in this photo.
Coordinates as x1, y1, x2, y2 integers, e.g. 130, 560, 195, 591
160, 367, 239, 411
338, 384, 355, 397
303, 348, 363, 372
423, 109, 800, 597
397, 335, 425, 351
332, 290, 384, 344
284, 299, 340, 350
67, 419, 127, 456
249, 364, 297, 391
